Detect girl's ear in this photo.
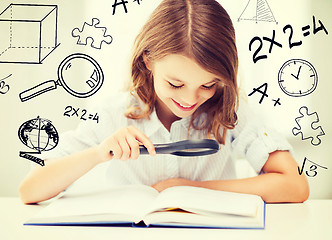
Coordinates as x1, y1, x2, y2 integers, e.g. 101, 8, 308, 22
142, 52, 152, 71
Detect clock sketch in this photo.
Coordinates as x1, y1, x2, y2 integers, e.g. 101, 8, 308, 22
278, 59, 318, 97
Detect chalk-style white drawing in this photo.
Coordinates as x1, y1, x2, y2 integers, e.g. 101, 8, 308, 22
72, 18, 113, 49
0, 4, 60, 64
238, 0, 277, 23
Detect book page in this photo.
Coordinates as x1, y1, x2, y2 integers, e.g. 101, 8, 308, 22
143, 204, 264, 228
31, 185, 159, 220
145, 186, 263, 217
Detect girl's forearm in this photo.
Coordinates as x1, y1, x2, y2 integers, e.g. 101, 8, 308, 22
19, 146, 102, 204
197, 173, 309, 203
152, 151, 309, 203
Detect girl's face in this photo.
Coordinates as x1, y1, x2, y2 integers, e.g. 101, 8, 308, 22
147, 54, 219, 122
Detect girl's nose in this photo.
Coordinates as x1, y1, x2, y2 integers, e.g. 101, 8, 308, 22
182, 89, 199, 105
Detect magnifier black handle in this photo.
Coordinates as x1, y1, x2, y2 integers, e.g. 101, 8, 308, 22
139, 143, 177, 154
142, 139, 219, 155
110, 139, 219, 157
109, 145, 169, 155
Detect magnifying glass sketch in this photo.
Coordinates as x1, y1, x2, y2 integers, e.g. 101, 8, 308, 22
19, 53, 104, 102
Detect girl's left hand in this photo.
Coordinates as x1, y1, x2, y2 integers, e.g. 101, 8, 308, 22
151, 178, 200, 192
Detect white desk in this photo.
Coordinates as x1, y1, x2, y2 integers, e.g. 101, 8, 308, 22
1, 198, 331, 240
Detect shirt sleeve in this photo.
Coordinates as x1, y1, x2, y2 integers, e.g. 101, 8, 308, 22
230, 98, 293, 174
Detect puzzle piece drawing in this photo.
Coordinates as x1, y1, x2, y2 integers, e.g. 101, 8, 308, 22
72, 18, 113, 49
292, 106, 325, 146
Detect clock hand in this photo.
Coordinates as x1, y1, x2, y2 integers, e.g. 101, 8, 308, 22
291, 73, 299, 80
296, 66, 302, 79
291, 66, 302, 80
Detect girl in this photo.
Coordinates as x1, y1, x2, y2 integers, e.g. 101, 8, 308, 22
19, 0, 309, 204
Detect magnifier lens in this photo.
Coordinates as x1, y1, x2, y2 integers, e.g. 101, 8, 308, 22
60, 57, 102, 96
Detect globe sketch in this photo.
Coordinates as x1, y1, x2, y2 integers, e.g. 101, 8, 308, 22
18, 116, 59, 152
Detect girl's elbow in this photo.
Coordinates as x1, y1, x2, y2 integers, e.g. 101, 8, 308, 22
292, 175, 310, 203
299, 181, 310, 203
19, 180, 63, 204
19, 181, 41, 204
19, 183, 34, 204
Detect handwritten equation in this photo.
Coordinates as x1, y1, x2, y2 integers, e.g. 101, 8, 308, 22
248, 82, 281, 107
64, 106, 100, 123
249, 16, 329, 63
298, 157, 328, 177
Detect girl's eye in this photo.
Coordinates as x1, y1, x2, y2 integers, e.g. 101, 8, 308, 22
168, 82, 184, 89
201, 83, 216, 90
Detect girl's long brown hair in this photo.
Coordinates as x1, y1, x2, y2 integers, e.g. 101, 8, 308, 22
126, 0, 239, 144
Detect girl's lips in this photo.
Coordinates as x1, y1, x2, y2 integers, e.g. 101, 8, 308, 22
172, 99, 197, 111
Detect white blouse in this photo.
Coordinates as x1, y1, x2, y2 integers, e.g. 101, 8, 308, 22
41, 92, 292, 186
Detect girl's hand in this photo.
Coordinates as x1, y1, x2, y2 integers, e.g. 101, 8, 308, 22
152, 178, 200, 192
97, 126, 156, 162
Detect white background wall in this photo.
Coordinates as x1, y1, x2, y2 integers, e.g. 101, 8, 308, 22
0, 0, 331, 199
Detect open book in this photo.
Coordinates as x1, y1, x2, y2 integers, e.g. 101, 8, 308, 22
25, 185, 265, 229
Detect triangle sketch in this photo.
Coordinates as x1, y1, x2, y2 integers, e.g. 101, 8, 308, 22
238, 0, 277, 23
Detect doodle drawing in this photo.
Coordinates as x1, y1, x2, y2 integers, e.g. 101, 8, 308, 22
133, 0, 142, 5
18, 116, 59, 166
278, 59, 318, 97
238, 0, 277, 24
19, 53, 104, 102
298, 157, 328, 177
0, 4, 59, 64
0, 74, 11, 94
112, 0, 129, 15
292, 106, 325, 146
72, 18, 113, 49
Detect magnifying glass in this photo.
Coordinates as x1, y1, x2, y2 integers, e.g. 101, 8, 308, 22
110, 139, 220, 157
19, 53, 104, 102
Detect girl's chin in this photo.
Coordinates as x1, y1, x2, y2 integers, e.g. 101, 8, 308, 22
171, 106, 197, 119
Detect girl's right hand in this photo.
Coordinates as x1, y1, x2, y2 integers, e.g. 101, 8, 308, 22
97, 126, 156, 162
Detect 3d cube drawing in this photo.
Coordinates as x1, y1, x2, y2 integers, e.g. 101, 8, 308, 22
0, 4, 59, 64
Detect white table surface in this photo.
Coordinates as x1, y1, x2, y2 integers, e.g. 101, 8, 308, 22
1, 197, 331, 240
